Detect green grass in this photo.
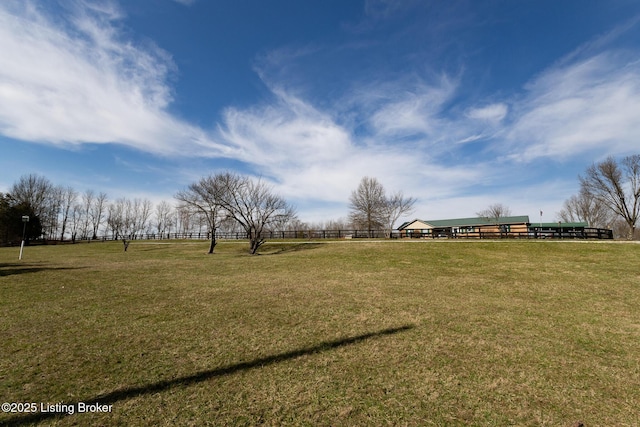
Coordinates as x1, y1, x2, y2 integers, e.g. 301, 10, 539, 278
1, 240, 639, 426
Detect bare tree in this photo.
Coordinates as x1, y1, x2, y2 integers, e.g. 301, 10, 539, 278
383, 190, 416, 238
46, 185, 64, 240
477, 203, 512, 221
10, 174, 54, 238
106, 199, 125, 239
325, 217, 350, 231
90, 192, 108, 239
175, 205, 193, 235
133, 198, 153, 237
349, 177, 416, 237
219, 173, 297, 254
610, 217, 634, 239
58, 186, 78, 241
349, 177, 387, 237
10, 174, 51, 217
69, 202, 82, 243
155, 200, 174, 237
79, 190, 94, 240
477, 203, 512, 236
580, 155, 640, 239
175, 174, 229, 254
122, 198, 136, 238
558, 188, 613, 229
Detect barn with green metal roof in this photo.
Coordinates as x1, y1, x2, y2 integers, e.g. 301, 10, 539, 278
397, 215, 531, 238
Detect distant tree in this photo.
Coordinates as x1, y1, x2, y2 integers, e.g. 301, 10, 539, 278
106, 199, 125, 240
325, 217, 350, 231
218, 172, 297, 254
0, 193, 12, 244
58, 186, 78, 241
477, 203, 511, 222
154, 200, 174, 237
383, 190, 416, 238
133, 198, 153, 237
349, 177, 416, 237
0, 195, 42, 245
477, 203, 512, 236
122, 199, 135, 237
175, 174, 229, 254
558, 188, 613, 229
79, 190, 94, 240
10, 174, 51, 216
580, 155, 640, 239
175, 205, 193, 235
349, 177, 386, 236
610, 217, 634, 239
110, 198, 152, 239
10, 174, 53, 238
90, 192, 108, 239
69, 202, 83, 243
46, 185, 63, 240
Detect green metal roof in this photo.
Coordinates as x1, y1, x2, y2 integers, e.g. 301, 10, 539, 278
399, 216, 530, 229
532, 222, 589, 228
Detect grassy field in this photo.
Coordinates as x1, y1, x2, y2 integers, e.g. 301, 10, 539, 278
1, 239, 639, 426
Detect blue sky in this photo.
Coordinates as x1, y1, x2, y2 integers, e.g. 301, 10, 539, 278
1, 0, 639, 225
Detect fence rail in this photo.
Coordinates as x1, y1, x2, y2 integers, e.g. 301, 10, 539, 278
403, 227, 613, 240
77, 227, 616, 241
3, 227, 614, 247
103, 229, 394, 241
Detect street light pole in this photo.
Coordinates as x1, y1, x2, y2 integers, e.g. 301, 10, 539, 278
19, 215, 29, 260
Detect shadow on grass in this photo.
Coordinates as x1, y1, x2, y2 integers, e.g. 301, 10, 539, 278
0, 263, 84, 277
263, 242, 324, 255
3, 324, 414, 426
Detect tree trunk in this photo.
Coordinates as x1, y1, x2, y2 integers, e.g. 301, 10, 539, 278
249, 234, 264, 255
208, 233, 216, 254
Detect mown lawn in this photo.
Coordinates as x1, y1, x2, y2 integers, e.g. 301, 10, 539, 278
1, 240, 639, 426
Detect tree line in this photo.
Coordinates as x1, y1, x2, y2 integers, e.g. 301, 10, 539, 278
2, 153, 636, 249
465, 155, 640, 239
0, 172, 415, 253
559, 154, 640, 239
0, 174, 296, 252
0, 174, 221, 246
175, 173, 414, 254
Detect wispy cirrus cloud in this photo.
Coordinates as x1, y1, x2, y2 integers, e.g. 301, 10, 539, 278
500, 18, 640, 162
3, 0, 640, 225
366, 76, 457, 139
466, 103, 508, 123
504, 52, 640, 161
0, 0, 228, 156
217, 74, 487, 214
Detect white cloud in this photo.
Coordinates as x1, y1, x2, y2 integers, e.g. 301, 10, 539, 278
366, 76, 457, 138
217, 80, 486, 217
505, 52, 640, 161
466, 103, 508, 122
5, 0, 635, 227
0, 1, 228, 156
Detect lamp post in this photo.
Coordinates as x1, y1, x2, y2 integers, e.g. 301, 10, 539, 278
19, 215, 29, 260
